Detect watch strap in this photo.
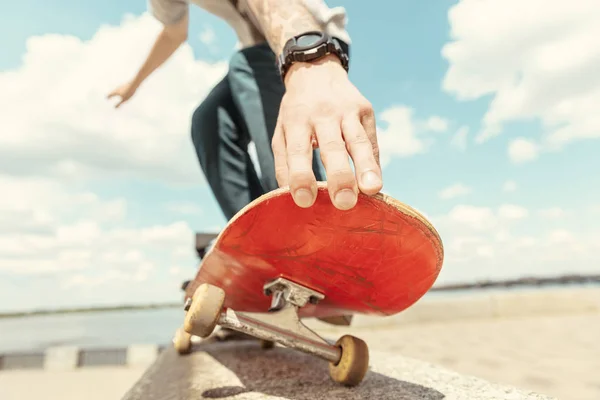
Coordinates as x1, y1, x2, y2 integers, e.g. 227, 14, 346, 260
277, 32, 349, 80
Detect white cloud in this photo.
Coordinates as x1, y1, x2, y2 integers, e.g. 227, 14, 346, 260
446, 205, 497, 231
0, 176, 193, 275
423, 116, 450, 132
433, 202, 600, 285
441, 203, 529, 233
438, 183, 472, 200
502, 180, 517, 192
538, 207, 567, 219
442, 0, 600, 157
377, 106, 449, 165
451, 126, 469, 151
498, 204, 528, 220
166, 202, 203, 216
0, 175, 126, 236
0, 174, 199, 310
508, 138, 539, 164
0, 13, 227, 185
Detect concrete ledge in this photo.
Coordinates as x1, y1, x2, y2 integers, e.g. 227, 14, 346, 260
126, 344, 159, 367
121, 341, 554, 400
0, 345, 165, 371
44, 346, 79, 371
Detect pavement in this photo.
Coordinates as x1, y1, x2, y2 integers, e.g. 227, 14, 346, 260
122, 341, 553, 400
0, 367, 147, 400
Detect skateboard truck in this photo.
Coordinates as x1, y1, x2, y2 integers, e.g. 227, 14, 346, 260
223, 278, 338, 363
264, 277, 324, 312
183, 278, 370, 386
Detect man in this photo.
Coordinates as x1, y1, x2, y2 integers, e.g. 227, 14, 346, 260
108, 1, 382, 331
108, 0, 382, 220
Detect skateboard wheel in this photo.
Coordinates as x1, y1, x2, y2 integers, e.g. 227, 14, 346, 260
183, 284, 225, 338
260, 340, 275, 349
173, 327, 192, 355
329, 335, 369, 387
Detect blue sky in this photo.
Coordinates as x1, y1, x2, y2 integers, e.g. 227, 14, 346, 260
1, 0, 598, 311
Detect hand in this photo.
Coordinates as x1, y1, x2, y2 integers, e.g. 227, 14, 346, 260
272, 55, 382, 210
107, 81, 138, 108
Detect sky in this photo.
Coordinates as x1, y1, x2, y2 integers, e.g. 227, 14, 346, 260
1, 0, 599, 312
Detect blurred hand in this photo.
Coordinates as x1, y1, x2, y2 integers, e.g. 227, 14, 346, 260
272, 55, 382, 211
107, 81, 138, 108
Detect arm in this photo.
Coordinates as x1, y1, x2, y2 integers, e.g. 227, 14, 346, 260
244, 0, 321, 55
107, 13, 188, 108
245, 0, 382, 211
132, 13, 189, 88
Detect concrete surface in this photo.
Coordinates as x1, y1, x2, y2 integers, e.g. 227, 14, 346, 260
122, 341, 554, 400
44, 346, 79, 371
126, 344, 159, 367
0, 367, 147, 400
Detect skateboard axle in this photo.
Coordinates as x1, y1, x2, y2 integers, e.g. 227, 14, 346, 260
214, 278, 340, 363
217, 305, 341, 364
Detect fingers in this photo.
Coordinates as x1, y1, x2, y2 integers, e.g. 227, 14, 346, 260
342, 111, 382, 195
272, 121, 289, 187
316, 121, 358, 210
107, 90, 125, 108
284, 123, 317, 208
360, 104, 380, 167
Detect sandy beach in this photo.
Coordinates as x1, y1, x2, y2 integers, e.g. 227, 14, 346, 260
315, 312, 600, 400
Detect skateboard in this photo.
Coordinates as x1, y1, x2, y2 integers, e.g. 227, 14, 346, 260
172, 182, 444, 387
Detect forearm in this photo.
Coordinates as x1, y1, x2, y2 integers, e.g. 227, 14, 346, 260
131, 26, 187, 87
245, 0, 321, 55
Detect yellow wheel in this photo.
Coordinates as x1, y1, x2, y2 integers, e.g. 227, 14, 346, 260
329, 335, 369, 387
183, 284, 225, 338
260, 340, 275, 349
173, 327, 192, 355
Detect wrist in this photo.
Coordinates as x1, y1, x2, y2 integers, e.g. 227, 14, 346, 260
283, 54, 346, 87
278, 31, 349, 85
130, 75, 143, 89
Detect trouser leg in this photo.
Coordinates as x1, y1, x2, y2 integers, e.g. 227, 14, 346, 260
190, 75, 262, 221
228, 42, 327, 192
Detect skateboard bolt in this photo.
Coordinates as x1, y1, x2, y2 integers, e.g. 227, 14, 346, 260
268, 290, 286, 312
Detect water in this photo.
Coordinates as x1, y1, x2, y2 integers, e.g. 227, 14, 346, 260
0, 308, 183, 353
1, 283, 597, 354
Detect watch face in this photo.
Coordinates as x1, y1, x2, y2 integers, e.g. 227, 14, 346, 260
296, 33, 323, 48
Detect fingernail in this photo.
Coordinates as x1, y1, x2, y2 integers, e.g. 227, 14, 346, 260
334, 189, 357, 210
294, 189, 314, 208
361, 171, 382, 189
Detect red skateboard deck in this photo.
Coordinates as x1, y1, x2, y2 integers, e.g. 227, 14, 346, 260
184, 182, 444, 320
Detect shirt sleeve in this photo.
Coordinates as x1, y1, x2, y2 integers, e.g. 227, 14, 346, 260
147, 0, 189, 25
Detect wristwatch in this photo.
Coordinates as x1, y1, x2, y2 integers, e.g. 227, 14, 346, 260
277, 31, 349, 80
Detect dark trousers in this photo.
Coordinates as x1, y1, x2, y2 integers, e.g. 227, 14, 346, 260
191, 41, 349, 221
